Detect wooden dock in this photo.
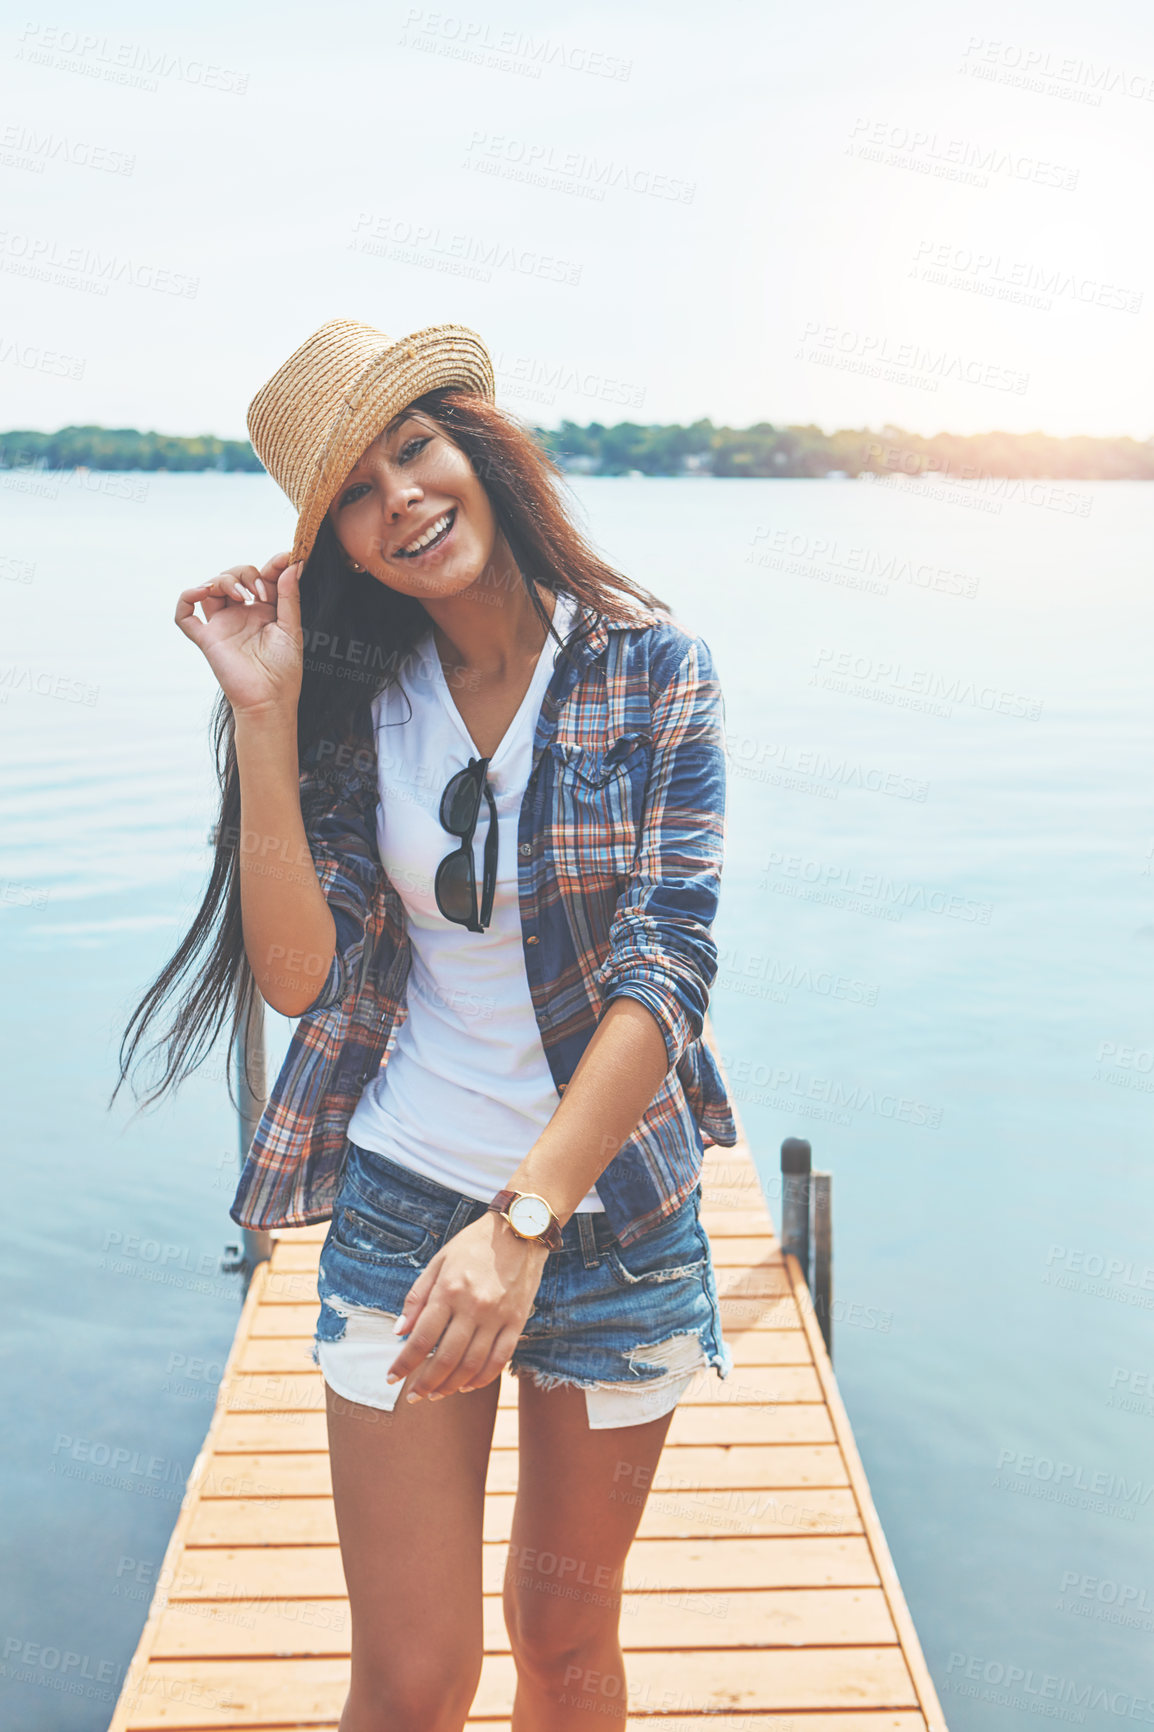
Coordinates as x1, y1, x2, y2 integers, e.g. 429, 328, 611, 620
107, 1061, 949, 1729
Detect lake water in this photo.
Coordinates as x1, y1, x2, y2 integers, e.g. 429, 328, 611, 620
1, 470, 1150, 1729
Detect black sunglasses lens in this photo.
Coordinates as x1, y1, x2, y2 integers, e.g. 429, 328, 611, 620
435, 850, 475, 923
440, 769, 480, 836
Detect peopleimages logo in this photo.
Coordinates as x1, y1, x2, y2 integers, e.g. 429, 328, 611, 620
759, 851, 994, 926
1058, 1568, 1154, 1618
959, 35, 1154, 107
490, 349, 645, 411
349, 212, 582, 287
720, 1054, 943, 1129
0, 664, 99, 704
0, 122, 135, 176
724, 731, 930, 802
995, 1449, 1154, 1506
463, 131, 694, 202
0, 230, 198, 298
15, 23, 249, 94
794, 321, 1028, 397
847, 116, 1080, 190
0, 333, 84, 378
810, 645, 1044, 720
911, 237, 1142, 315
716, 941, 880, 1009
944, 1650, 1154, 1722
399, 9, 632, 81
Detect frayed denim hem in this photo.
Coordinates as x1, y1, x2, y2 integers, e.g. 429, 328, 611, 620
508, 1325, 729, 1429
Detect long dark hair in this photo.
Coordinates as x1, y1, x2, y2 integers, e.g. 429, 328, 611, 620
110, 386, 670, 1118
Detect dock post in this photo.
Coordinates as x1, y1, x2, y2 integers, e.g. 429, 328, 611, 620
812, 1170, 833, 1361
223, 989, 272, 1280
781, 1138, 834, 1364
780, 1137, 812, 1287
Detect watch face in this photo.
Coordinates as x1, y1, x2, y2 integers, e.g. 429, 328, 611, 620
509, 1194, 552, 1238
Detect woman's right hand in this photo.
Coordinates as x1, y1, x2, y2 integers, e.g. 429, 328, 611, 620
175, 551, 304, 720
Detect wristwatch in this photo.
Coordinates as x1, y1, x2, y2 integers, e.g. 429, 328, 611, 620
487, 1188, 564, 1252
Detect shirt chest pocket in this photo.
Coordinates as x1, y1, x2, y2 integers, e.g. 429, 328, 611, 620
547, 733, 652, 888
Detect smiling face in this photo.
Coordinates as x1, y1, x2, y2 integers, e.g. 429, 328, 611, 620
325, 407, 504, 600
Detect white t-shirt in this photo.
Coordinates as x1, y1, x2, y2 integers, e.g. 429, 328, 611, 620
346, 587, 604, 1211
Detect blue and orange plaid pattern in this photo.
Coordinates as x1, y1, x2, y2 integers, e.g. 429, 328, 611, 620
230, 594, 738, 1250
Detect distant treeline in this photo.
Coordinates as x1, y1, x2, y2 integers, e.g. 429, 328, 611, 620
0, 425, 262, 472
1, 420, 1152, 480
538, 420, 1154, 480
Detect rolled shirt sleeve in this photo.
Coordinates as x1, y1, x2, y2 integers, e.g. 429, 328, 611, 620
595, 633, 727, 1071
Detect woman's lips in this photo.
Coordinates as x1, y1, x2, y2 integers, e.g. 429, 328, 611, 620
396, 507, 457, 560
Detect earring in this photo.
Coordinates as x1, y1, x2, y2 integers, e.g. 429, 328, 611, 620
348, 560, 364, 573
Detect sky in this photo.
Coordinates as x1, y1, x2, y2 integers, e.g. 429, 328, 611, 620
3, 0, 1153, 440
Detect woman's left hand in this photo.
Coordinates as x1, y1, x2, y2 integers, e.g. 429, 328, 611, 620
385, 1210, 551, 1402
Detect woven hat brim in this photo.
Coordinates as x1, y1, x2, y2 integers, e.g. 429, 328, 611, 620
284, 325, 495, 566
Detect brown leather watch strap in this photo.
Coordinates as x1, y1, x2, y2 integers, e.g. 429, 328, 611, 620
487, 1189, 564, 1252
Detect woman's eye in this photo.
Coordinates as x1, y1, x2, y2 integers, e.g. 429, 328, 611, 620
337, 434, 430, 504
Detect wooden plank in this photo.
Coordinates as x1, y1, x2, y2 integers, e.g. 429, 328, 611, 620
161, 1535, 882, 1600
720, 1295, 801, 1329
117, 1647, 920, 1727
162, 1719, 927, 1732
716, 1268, 792, 1298
193, 1718, 927, 1732
475, 1719, 926, 1732
185, 1485, 864, 1547
213, 1401, 840, 1454
151, 1585, 898, 1658
247, 1304, 326, 1337
701, 1207, 777, 1236
152, 1599, 351, 1660
192, 1442, 850, 1501
710, 1238, 785, 1265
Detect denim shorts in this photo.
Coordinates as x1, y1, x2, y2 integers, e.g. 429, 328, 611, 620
312, 1139, 733, 1430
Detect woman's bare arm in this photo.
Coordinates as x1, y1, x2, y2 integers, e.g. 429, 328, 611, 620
233, 708, 336, 1016
176, 554, 337, 1016
501, 995, 670, 1219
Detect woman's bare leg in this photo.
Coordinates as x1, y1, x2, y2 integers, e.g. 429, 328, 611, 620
325, 1366, 502, 1732
503, 1379, 676, 1729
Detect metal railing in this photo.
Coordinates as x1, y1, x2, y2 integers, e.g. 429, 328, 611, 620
780, 1136, 834, 1361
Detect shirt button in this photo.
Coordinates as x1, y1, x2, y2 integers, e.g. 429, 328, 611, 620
526, 934, 539, 945
519, 842, 532, 857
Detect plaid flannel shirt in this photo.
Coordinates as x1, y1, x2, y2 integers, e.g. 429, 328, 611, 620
229, 594, 738, 1250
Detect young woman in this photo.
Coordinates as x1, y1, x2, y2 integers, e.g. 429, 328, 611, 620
115, 317, 739, 1731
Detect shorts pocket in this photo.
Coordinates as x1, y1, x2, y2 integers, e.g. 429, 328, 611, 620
330, 1204, 436, 1266
604, 1200, 708, 1289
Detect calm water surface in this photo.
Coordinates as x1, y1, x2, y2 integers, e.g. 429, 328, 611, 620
1, 471, 1150, 1729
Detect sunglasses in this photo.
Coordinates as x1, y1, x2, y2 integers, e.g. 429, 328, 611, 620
435, 756, 498, 932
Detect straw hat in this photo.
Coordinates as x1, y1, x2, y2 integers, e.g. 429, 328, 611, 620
246, 318, 496, 566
